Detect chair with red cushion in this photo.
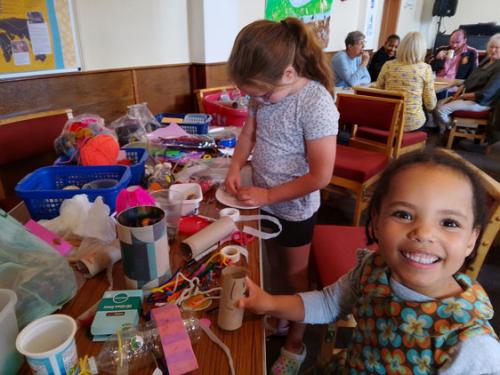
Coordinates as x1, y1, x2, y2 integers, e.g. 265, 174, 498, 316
445, 109, 490, 149
352, 86, 427, 157
0, 109, 72, 210
326, 94, 402, 225
312, 225, 377, 287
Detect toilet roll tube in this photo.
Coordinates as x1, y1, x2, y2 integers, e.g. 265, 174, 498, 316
181, 216, 237, 260
217, 266, 248, 331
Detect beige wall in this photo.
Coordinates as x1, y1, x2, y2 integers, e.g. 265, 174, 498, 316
76, 0, 481, 70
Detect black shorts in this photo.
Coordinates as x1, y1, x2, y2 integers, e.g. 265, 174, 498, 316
260, 210, 318, 247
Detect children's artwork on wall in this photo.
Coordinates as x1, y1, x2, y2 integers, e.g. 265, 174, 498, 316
265, 0, 334, 48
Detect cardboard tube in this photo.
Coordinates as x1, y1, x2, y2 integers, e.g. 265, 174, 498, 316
217, 266, 247, 331
181, 216, 237, 260
76, 242, 122, 278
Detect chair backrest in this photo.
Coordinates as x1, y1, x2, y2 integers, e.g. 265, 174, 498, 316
194, 85, 236, 112
0, 109, 72, 203
336, 93, 403, 157
0, 109, 72, 166
442, 149, 500, 279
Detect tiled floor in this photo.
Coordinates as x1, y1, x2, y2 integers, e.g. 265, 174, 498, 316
263, 134, 500, 373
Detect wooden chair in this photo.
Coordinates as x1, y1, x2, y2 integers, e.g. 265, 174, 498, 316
353, 86, 428, 157
0, 109, 72, 210
446, 110, 490, 149
325, 94, 402, 225
442, 149, 500, 279
193, 85, 236, 112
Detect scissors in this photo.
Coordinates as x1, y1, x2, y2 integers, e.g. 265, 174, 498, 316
231, 231, 255, 246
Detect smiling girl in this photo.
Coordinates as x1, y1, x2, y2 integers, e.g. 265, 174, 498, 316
238, 149, 500, 374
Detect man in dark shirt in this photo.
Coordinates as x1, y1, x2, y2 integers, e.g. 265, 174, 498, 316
368, 34, 400, 81
430, 29, 478, 80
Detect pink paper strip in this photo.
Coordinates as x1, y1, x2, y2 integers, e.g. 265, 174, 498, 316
151, 304, 199, 375
24, 220, 73, 256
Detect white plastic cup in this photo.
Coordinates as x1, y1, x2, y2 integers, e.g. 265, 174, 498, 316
16, 314, 78, 375
151, 189, 184, 240
0, 289, 22, 374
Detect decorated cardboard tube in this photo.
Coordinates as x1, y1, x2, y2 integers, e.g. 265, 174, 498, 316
217, 266, 248, 331
181, 216, 237, 260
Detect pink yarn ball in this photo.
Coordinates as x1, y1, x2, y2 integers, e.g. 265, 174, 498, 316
115, 186, 156, 214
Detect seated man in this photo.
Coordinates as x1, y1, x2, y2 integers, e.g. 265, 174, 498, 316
332, 31, 371, 88
368, 34, 400, 81
430, 29, 478, 81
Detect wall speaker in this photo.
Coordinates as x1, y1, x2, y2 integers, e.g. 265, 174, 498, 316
432, 0, 458, 17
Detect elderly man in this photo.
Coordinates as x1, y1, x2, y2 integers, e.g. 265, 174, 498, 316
332, 31, 371, 88
430, 29, 478, 80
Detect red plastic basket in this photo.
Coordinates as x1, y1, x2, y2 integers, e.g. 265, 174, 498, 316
203, 90, 248, 127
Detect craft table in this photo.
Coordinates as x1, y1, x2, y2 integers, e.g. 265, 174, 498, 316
13, 198, 265, 375
434, 77, 464, 94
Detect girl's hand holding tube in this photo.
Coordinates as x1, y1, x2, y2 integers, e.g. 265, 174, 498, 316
238, 277, 306, 322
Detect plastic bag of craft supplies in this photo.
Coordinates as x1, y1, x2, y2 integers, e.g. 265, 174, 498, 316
0, 209, 77, 328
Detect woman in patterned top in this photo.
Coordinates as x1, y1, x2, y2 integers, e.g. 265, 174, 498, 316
375, 32, 437, 131
225, 17, 338, 375
237, 149, 500, 374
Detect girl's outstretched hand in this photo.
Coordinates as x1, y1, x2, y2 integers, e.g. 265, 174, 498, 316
237, 277, 274, 315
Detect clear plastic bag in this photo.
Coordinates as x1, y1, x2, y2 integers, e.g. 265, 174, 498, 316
54, 113, 116, 162
0, 210, 77, 328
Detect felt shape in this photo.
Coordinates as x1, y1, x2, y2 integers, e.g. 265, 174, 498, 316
80, 134, 119, 166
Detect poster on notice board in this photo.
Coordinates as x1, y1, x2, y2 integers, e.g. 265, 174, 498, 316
0, 0, 80, 79
265, 0, 334, 48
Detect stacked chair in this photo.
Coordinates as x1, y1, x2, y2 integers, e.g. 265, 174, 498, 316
325, 93, 403, 225
353, 86, 428, 157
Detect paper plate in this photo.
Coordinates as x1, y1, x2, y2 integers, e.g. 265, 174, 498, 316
215, 188, 260, 210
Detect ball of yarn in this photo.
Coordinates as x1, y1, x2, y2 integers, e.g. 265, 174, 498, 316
115, 186, 156, 214
80, 134, 120, 166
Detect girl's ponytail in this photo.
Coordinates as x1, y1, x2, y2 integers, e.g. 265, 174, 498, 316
282, 17, 333, 94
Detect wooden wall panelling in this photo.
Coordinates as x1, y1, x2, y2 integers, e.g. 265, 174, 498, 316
133, 64, 193, 115
0, 70, 135, 123
204, 63, 231, 88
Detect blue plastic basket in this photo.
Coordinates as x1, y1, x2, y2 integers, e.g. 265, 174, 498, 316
15, 165, 131, 220
55, 148, 148, 186
122, 148, 148, 185
155, 113, 212, 135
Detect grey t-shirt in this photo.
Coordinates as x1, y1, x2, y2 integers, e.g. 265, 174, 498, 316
250, 80, 339, 221
299, 249, 500, 374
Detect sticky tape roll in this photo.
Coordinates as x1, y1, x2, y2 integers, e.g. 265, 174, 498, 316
220, 245, 248, 264
219, 207, 240, 221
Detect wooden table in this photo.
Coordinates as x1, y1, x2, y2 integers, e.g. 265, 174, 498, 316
16, 200, 265, 375
434, 77, 463, 94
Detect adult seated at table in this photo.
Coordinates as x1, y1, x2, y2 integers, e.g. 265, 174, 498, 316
429, 29, 479, 81
332, 31, 371, 88
435, 33, 500, 134
374, 32, 437, 131
368, 34, 400, 81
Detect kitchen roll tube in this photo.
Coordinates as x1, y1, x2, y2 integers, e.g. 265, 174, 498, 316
217, 266, 248, 331
181, 216, 237, 260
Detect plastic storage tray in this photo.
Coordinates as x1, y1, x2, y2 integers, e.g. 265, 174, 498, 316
55, 148, 147, 186
154, 113, 212, 135
15, 165, 131, 220
203, 91, 248, 127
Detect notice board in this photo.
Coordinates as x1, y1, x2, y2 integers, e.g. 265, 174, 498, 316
0, 0, 80, 79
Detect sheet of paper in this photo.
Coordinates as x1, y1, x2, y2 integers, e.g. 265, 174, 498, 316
151, 304, 199, 375
147, 123, 189, 141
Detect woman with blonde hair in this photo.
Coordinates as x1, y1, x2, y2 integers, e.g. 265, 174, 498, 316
375, 32, 437, 131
